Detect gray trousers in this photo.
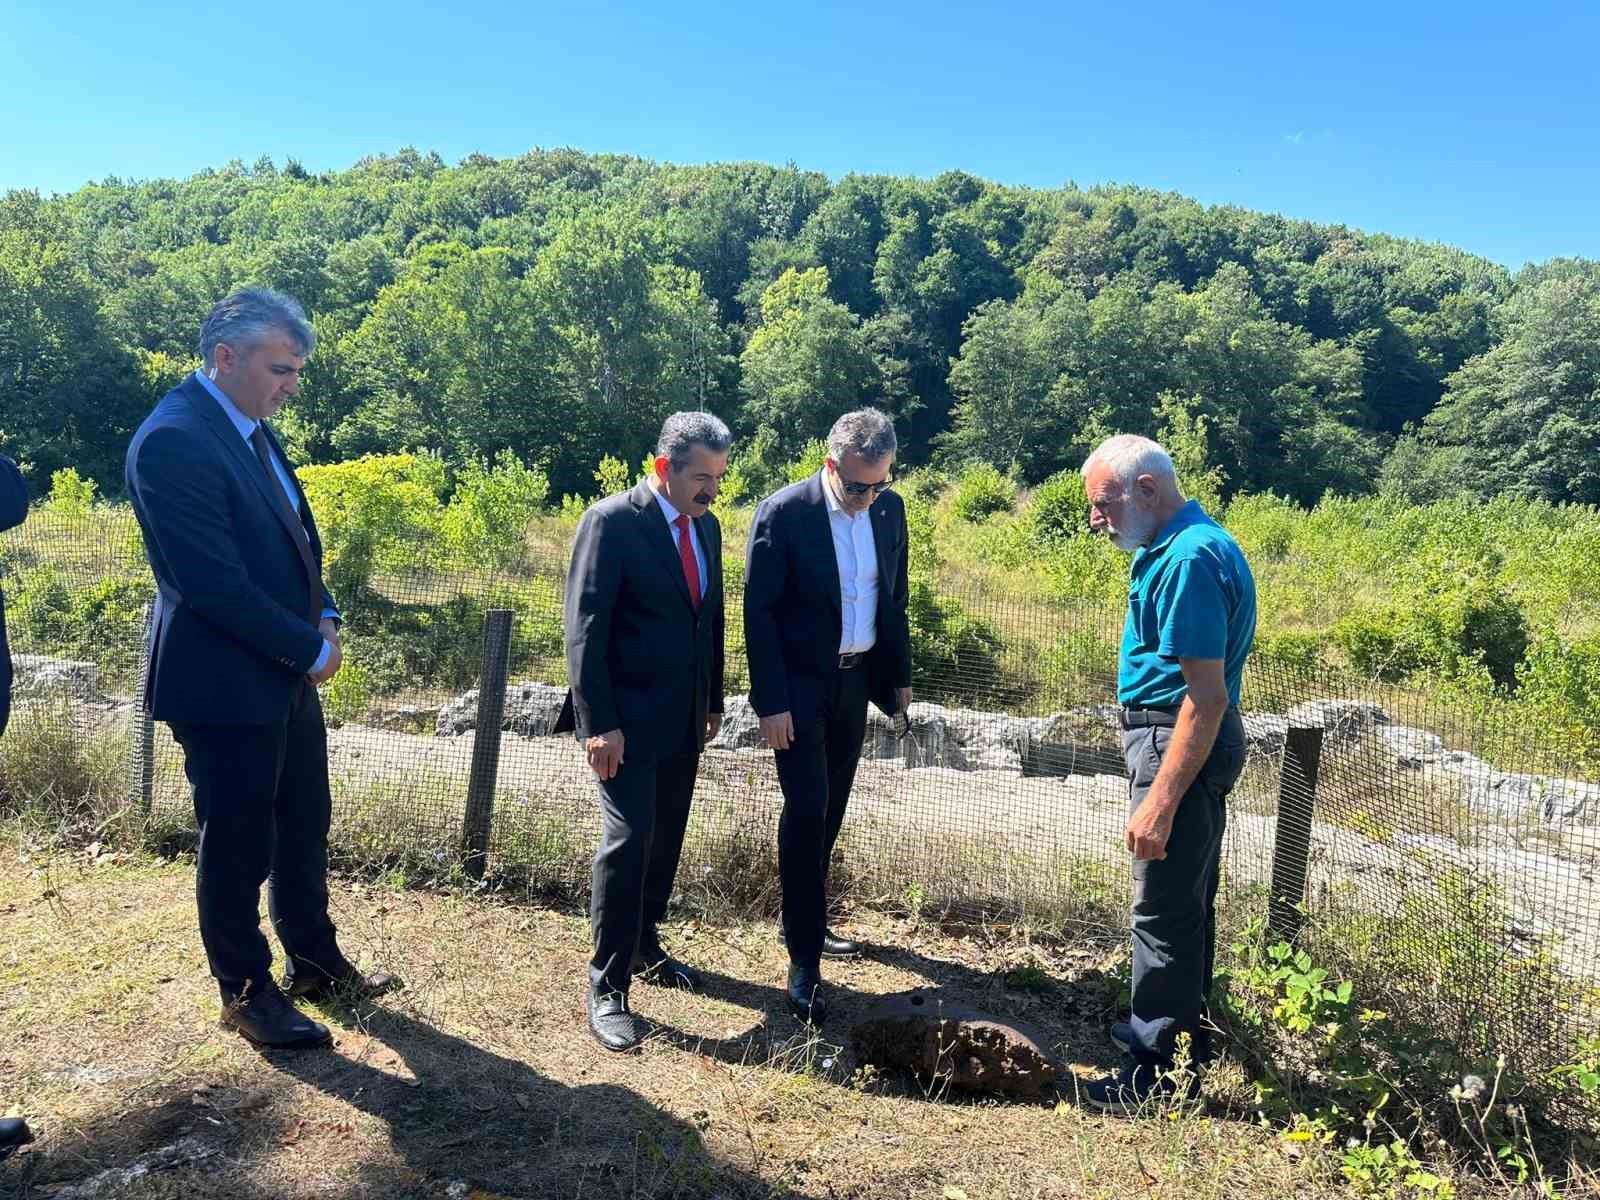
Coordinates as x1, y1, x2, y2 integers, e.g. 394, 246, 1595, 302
1121, 709, 1246, 1068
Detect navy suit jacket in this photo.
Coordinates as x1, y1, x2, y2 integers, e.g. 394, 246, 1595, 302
555, 478, 726, 758
125, 377, 336, 724
0, 455, 28, 736
743, 472, 912, 736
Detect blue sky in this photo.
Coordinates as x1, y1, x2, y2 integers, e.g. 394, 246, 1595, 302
2, 0, 1595, 268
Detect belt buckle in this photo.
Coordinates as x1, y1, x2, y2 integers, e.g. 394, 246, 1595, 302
838, 652, 860, 670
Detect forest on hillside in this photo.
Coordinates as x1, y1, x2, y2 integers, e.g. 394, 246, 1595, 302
1, 147, 1597, 506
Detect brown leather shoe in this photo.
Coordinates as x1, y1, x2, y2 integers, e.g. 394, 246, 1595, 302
283, 965, 402, 1003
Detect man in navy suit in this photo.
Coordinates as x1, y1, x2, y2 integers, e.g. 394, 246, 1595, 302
0, 453, 28, 739
744, 409, 913, 1024
557, 412, 730, 1051
126, 288, 395, 1050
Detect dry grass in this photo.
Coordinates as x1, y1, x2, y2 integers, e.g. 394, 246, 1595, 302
2, 842, 1587, 1200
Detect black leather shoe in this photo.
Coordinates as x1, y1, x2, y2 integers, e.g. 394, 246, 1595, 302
284, 962, 402, 1003
220, 983, 333, 1049
821, 929, 863, 958
588, 989, 650, 1052
0, 1117, 33, 1160
634, 938, 702, 992
780, 916, 862, 960
786, 964, 828, 1026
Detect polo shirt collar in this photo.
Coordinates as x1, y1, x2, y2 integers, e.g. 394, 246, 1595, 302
1145, 499, 1207, 554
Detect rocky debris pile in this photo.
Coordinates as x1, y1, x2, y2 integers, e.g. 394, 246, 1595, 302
436, 681, 567, 738
10, 654, 106, 702
426, 678, 1600, 827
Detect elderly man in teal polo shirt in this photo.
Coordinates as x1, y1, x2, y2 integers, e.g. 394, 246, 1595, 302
1078, 434, 1255, 1114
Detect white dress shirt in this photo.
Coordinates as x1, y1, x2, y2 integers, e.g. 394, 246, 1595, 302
651, 485, 708, 600
822, 471, 879, 654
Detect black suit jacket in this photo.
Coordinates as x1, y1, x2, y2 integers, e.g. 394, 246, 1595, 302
0, 455, 28, 736
556, 479, 726, 758
743, 472, 912, 735
125, 376, 337, 724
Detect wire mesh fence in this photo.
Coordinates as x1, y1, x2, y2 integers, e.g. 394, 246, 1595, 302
3, 502, 1596, 1075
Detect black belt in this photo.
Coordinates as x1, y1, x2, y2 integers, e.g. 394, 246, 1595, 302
1118, 704, 1181, 729
837, 652, 863, 671
1118, 703, 1240, 729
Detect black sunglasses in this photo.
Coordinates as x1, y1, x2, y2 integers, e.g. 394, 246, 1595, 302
839, 475, 893, 496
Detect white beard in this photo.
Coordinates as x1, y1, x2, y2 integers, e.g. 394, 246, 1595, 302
1109, 509, 1157, 552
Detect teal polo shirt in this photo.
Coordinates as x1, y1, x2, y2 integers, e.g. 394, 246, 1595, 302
1118, 500, 1256, 707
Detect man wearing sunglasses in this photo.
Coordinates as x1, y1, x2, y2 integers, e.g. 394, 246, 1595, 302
744, 409, 913, 1025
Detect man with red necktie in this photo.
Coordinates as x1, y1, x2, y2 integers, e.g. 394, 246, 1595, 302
556, 412, 731, 1052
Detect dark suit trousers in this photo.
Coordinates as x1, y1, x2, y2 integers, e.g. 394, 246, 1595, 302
774, 665, 868, 968
589, 747, 700, 996
168, 682, 343, 998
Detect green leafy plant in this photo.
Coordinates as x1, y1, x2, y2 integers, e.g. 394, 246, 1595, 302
440, 450, 549, 570
46, 467, 97, 517
949, 461, 1016, 522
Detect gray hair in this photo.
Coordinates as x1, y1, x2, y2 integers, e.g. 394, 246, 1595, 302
657, 411, 733, 469
199, 287, 316, 368
1081, 434, 1180, 496
827, 408, 897, 463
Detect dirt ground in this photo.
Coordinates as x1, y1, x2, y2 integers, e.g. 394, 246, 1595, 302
0, 845, 1552, 1200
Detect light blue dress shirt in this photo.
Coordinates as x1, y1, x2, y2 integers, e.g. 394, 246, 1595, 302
193, 370, 336, 674
651, 486, 708, 599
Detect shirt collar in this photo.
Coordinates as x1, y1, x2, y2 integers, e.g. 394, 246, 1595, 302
650, 480, 689, 527
821, 469, 856, 518
1146, 499, 1208, 553
192, 369, 257, 441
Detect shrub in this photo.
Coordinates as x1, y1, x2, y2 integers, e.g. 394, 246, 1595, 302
322, 658, 374, 726
592, 454, 633, 497
440, 450, 549, 570
1035, 627, 1119, 704
1332, 608, 1422, 683
894, 467, 947, 507
1516, 630, 1600, 727
1332, 573, 1529, 689
46, 468, 97, 517
297, 453, 447, 605
1024, 468, 1089, 546
8, 564, 153, 676
1225, 491, 1301, 562
350, 578, 566, 695
949, 461, 1016, 522
908, 579, 1004, 702
1251, 630, 1326, 674
785, 438, 828, 484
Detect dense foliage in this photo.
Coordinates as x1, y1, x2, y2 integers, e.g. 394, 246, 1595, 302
2, 148, 1595, 507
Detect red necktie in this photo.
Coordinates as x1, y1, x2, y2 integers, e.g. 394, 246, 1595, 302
675, 514, 701, 613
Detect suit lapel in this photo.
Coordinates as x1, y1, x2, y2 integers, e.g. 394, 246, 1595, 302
871, 500, 895, 608
631, 479, 694, 612
184, 380, 311, 563
803, 473, 843, 618
693, 512, 720, 615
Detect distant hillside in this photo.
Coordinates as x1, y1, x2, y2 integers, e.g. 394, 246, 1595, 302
1, 148, 1595, 505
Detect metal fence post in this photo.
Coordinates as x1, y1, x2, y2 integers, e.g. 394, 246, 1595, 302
1267, 725, 1323, 942
461, 608, 514, 880
127, 602, 155, 818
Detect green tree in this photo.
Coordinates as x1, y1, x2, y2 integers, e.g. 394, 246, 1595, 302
739, 266, 880, 455
1413, 268, 1600, 504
